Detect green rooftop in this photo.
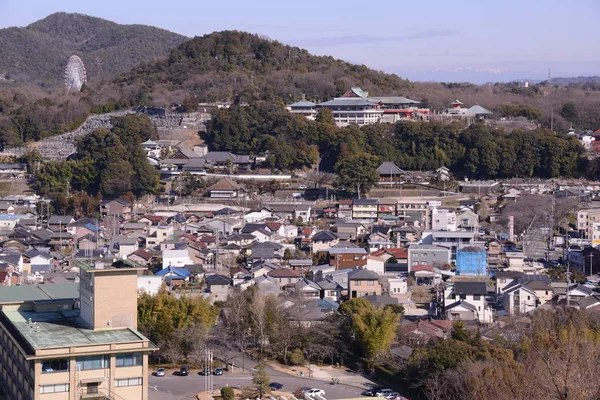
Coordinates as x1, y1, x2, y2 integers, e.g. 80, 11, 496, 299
3, 309, 146, 351
0, 283, 79, 304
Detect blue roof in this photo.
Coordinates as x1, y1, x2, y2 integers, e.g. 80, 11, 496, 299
0, 214, 27, 221
155, 266, 191, 279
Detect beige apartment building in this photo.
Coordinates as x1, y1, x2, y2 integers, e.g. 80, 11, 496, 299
0, 260, 155, 400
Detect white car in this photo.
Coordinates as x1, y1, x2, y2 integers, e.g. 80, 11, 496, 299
305, 388, 325, 397
376, 389, 393, 397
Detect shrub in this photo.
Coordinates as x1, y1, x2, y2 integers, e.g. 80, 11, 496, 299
221, 386, 235, 400
288, 348, 305, 366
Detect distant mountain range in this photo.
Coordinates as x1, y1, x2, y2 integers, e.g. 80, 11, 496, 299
0, 12, 187, 86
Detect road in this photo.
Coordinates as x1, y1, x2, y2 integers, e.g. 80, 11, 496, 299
148, 368, 368, 400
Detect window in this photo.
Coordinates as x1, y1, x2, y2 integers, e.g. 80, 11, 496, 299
116, 377, 142, 387
41, 384, 69, 393
42, 359, 69, 373
76, 355, 109, 370
367, 280, 374, 286
354, 256, 360, 260
527, 296, 531, 301
473, 295, 481, 300
354, 281, 361, 286
116, 353, 142, 368
460, 294, 466, 300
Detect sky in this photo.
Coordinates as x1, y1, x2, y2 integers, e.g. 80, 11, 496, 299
1, 0, 598, 83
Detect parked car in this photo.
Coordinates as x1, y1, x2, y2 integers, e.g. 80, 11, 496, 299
362, 388, 383, 396
298, 185, 307, 189
386, 392, 401, 399
156, 368, 165, 377
269, 382, 284, 390
375, 389, 393, 397
213, 367, 224, 376
200, 367, 211, 375
305, 388, 325, 397
179, 365, 189, 376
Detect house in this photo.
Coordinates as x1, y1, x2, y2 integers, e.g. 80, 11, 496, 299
311, 231, 339, 253
503, 285, 537, 315
442, 281, 493, 323
348, 268, 382, 298
47, 215, 75, 230
205, 274, 231, 302
137, 275, 163, 295
102, 199, 132, 220
0, 203, 15, 214
294, 204, 312, 223
352, 199, 378, 220
456, 208, 479, 232
128, 249, 155, 266
494, 271, 523, 296
161, 249, 192, 269
328, 246, 368, 269
331, 221, 368, 240
206, 178, 246, 198
155, 266, 191, 286
421, 230, 476, 261
317, 278, 343, 302
109, 236, 138, 258
295, 278, 321, 298
283, 297, 339, 326
368, 232, 393, 253
267, 268, 301, 289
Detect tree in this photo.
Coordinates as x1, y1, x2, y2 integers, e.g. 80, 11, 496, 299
221, 387, 235, 400
560, 102, 578, 123
182, 94, 199, 112
316, 108, 335, 126
351, 306, 399, 369
334, 149, 379, 197
252, 364, 271, 398
288, 349, 305, 366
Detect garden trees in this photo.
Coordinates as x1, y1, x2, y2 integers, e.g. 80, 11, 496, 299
251, 364, 271, 398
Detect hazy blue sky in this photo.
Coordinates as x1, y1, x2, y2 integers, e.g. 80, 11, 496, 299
1, 0, 598, 82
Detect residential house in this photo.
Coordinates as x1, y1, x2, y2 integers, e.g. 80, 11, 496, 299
162, 249, 192, 269
206, 178, 246, 198
0, 203, 15, 214
317, 279, 343, 302
421, 230, 476, 261
368, 232, 393, 253
348, 268, 382, 298
295, 278, 321, 298
442, 281, 493, 323
328, 246, 368, 269
331, 221, 367, 240
102, 199, 132, 220
47, 215, 75, 231
456, 208, 478, 232
128, 249, 155, 266
205, 274, 231, 302
503, 285, 537, 315
294, 204, 312, 223
137, 275, 163, 295
311, 231, 339, 253
267, 268, 301, 289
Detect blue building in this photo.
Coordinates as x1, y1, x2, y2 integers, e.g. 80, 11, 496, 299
456, 246, 487, 276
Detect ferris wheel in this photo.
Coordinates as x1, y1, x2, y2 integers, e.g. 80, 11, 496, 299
64, 55, 87, 93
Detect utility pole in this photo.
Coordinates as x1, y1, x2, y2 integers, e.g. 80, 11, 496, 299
565, 221, 571, 307
590, 252, 594, 277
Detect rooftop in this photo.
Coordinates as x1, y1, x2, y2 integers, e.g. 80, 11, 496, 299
0, 283, 79, 304
2, 309, 146, 351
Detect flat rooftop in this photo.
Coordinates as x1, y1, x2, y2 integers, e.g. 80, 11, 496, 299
2, 309, 146, 351
0, 283, 79, 304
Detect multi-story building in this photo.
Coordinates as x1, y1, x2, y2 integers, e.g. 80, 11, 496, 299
430, 207, 457, 231
352, 199, 378, 220
407, 244, 452, 271
578, 208, 600, 239
0, 260, 154, 400
396, 199, 431, 227
440, 281, 493, 323
421, 231, 477, 261
316, 98, 383, 127
287, 101, 317, 120
456, 246, 487, 276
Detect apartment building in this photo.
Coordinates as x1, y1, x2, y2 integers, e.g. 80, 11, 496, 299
579, 208, 600, 239
0, 260, 154, 400
352, 199, 378, 220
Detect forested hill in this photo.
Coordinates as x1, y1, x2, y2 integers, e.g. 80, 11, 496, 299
0, 13, 187, 86
115, 30, 412, 103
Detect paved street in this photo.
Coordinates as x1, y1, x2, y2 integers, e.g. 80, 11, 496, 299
148, 368, 369, 400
